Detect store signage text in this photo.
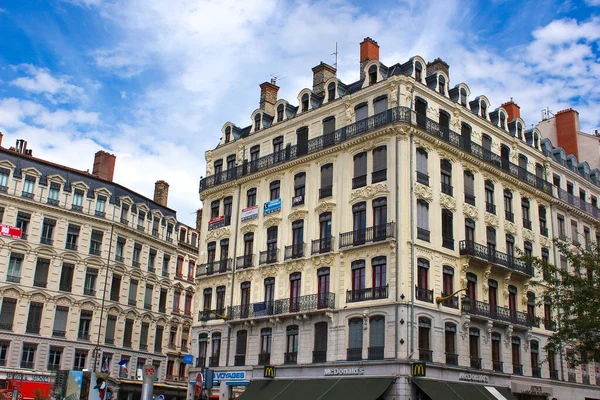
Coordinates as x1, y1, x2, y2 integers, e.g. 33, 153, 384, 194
459, 373, 489, 383
7, 374, 50, 383
264, 198, 282, 215
0, 224, 22, 239
214, 371, 247, 381
324, 367, 364, 376
241, 205, 258, 221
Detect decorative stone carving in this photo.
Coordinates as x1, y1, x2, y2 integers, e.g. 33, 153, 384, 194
285, 260, 306, 274
363, 308, 369, 330
205, 227, 230, 241
524, 333, 533, 352
503, 272, 512, 304
240, 224, 257, 235
463, 203, 478, 220
312, 254, 334, 268
398, 125, 412, 136
263, 217, 281, 229
484, 212, 499, 227
539, 235, 551, 248
440, 194, 457, 212
438, 151, 457, 164
288, 209, 308, 222
402, 84, 414, 103
317, 156, 337, 167
388, 81, 399, 107
237, 144, 244, 164
315, 201, 336, 214
504, 325, 513, 349
236, 270, 254, 283
414, 140, 433, 153
350, 183, 389, 203
414, 183, 433, 202
482, 265, 492, 297
523, 229, 535, 241
484, 321, 493, 345
344, 98, 354, 121
259, 265, 278, 278
205, 150, 214, 175
504, 221, 517, 235
460, 316, 470, 340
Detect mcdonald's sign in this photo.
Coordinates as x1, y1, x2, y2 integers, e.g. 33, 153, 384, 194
412, 362, 426, 377
263, 366, 275, 379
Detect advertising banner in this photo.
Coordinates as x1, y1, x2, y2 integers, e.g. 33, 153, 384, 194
263, 198, 282, 215
0, 224, 22, 239
241, 205, 258, 221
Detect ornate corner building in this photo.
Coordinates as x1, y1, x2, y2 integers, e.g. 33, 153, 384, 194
0, 139, 200, 400
190, 38, 600, 400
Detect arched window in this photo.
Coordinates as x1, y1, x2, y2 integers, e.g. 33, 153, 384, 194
348, 318, 363, 360
260, 328, 272, 356
506, 234, 515, 258
198, 333, 208, 361
415, 61, 422, 81
480, 101, 487, 118
460, 88, 467, 106
534, 133, 539, 148
469, 328, 480, 368
445, 323, 457, 364
327, 82, 336, 101
500, 112, 507, 129
368, 65, 377, 85
466, 272, 477, 301
254, 113, 261, 131
225, 126, 231, 143
492, 332, 502, 371
211, 332, 221, 365
418, 317, 431, 361
369, 316, 385, 359
517, 123, 523, 139
438, 75, 445, 94
277, 104, 284, 122
530, 340, 540, 377
301, 93, 309, 112
522, 198, 531, 228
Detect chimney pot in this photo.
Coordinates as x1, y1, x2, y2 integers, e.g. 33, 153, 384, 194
426, 58, 450, 80
92, 150, 117, 182
501, 99, 521, 122
360, 37, 380, 81
311, 62, 337, 97
259, 82, 279, 116
555, 108, 580, 159
154, 180, 170, 207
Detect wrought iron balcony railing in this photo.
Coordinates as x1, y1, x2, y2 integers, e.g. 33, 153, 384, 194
470, 357, 482, 369
258, 353, 270, 366
346, 285, 388, 303
418, 349, 432, 362
446, 353, 458, 365
544, 319, 557, 331
493, 360, 503, 372
228, 293, 335, 320
417, 228, 430, 242
197, 259, 232, 276
441, 182, 453, 196
234, 355, 245, 366
459, 240, 534, 276
236, 254, 254, 270
505, 210, 514, 222
209, 356, 219, 367
368, 346, 384, 360
284, 352, 298, 364
312, 350, 327, 363
347, 348, 362, 361
416, 286, 434, 303
311, 237, 334, 254
485, 202, 496, 214
284, 243, 305, 260
441, 292, 459, 309
339, 222, 395, 248
416, 171, 429, 186
513, 364, 523, 375
532, 366, 541, 378
550, 369, 559, 380
462, 298, 532, 327
556, 187, 600, 220
259, 249, 279, 265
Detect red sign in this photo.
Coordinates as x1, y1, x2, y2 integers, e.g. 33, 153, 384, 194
0, 224, 22, 239
208, 216, 224, 224
195, 373, 203, 396
144, 367, 155, 378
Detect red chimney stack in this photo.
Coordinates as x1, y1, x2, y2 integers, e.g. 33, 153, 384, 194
92, 151, 116, 182
555, 108, 580, 159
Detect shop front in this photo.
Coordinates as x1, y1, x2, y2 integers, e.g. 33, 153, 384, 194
2, 372, 55, 400
509, 382, 553, 400
118, 380, 187, 400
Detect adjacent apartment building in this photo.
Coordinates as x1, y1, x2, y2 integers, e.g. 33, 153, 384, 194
0, 138, 199, 400
190, 38, 600, 400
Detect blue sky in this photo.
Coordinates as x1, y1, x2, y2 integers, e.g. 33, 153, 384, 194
1, 0, 600, 224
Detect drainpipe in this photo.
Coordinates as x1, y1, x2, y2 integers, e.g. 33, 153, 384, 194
408, 86, 416, 359
394, 81, 400, 360
225, 148, 244, 367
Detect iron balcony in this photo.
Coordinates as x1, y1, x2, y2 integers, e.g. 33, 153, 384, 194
459, 240, 534, 276
197, 259, 232, 276
339, 222, 395, 248
462, 298, 532, 328
227, 292, 335, 320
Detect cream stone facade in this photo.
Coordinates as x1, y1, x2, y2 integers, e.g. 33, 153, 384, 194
190, 38, 600, 400
0, 142, 199, 400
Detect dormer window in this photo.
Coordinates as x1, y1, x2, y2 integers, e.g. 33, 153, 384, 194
225, 126, 231, 143
277, 104, 284, 122
301, 94, 309, 112
460, 88, 467, 106
327, 82, 336, 101
534, 133, 539, 148
480, 102, 487, 118
438, 76, 445, 95
254, 114, 261, 131
415, 62, 422, 82
517, 123, 523, 139
500, 113, 506, 129
368, 65, 377, 85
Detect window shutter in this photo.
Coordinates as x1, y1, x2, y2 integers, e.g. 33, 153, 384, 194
53, 306, 69, 331
348, 318, 363, 348
369, 317, 385, 347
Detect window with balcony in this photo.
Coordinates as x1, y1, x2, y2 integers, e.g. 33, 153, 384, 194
557, 215, 566, 240
489, 279, 498, 313
462, 123, 472, 151
78, 310, 92, 340
260, 328, 272, 364
40, 218, 55, 245
95, 195, 106, 217
442, 266, 456, 308
0, 298, 16, 331
196, 333, 207, 367
105, 315, 116, 344
372, 257, 386, 298
133, 243, 142, 268
465, 218, 475, 244
506, 234, 515, 260
352, 202, 367, 244
265, 227, 278, 264
26, 302, 43, 334
416, 148, 429, 186
21, 344, 36, 369
314, 322, 328, 363
83, 268, 97, 296
485, 180, 495, 214
52, 306, 68, 338
72, 189, 84, 211
464, 171, 475, 205
415, 97, 427, 128
355, 102, 368, 122
548, 346, 557, 379
59, 263, 74, 292
441, 209, 454, 249
317, 268, 330, 309
289, 273, 301, 312
89, 230, 103, 255
320, 163, 334, 198
128, 279, 138, 306
492, 332, 502, 372
240, 282, 251, 318
316, 212, 332, 253
522, 198, 531, 229
210, 200, 219, 219
219, 239, 230, 268
0, 168, 9, 192
466, 273, 477, 301
273, 136, 284, 163
211, 333, 221, 367
527, 291, 536, 326
33, 258, 49, 288
353, 152, 367, 189
530, 341, 540, 377
369, 316, 385, 360
292, 172, 306, 206
508, 285, 518, 318
350, 260, 366, 301
65, 224, 80, 251
584, 227, 591, 250
512, 337, 522, 375
524, 241, 533, 259
250, 145, 260, 172
418, 318, 431, 362
439, 110, 450, 137
285, 325, 299, 364
504, 189, 513, 222
202, 288, 212, 314
264, 278, 275, 306
444, 323, 457, 365
416, 259, 431, 302
440, 159, 452, 196
571, 220, 579, 245
234, 330, 247, 366
22, 175, 35, 198
269, 180, 280, 201
348, 318, 363, 361
47, 182, 60, 205
115, 237, 125, 262
469, 328, 481, 368
372, 197, 387, 240
372, 146, 387, 183
417, 200, 429, 242
48, 347, 62, 370
16, 211, 30, 239
223, 197, 232, 226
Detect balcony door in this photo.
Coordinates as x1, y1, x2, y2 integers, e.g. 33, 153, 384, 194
351, 260, 366, 301
319, 213, 332, 252
352, 202, 367, 244
240, 282, 250, 318
289, 273, 301, 312
488, 279, 498, 318
508, 285, 517, 320
317, 268, 330, 309
372, 198, 387, 241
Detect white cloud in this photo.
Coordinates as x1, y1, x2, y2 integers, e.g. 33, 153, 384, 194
10, 65, 85, 103
585, 0, 600, 6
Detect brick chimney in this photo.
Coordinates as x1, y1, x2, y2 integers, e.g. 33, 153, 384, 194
360, 37, 379, 81
154, 180, 169, 207
312, 62, 337, 97
259, 81, 279, 116
426, 58, 449, 78
0, 132, 3, 148
501, 98, 521, 122
92, 150, 116, 181
555, 108, 580, 159
196, 208, 203, 232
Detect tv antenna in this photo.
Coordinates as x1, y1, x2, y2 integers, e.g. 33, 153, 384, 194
269, 74, 285, 85
332, 42, 339, 69
541, 107, 554, 121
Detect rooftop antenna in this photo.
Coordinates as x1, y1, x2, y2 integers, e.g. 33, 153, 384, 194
269, 74, 284, 85
331, 42, 339, 70
541, 107, 554, 121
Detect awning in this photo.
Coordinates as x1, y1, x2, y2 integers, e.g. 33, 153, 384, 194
237, 378, 393, 400
413, 379, 518, 400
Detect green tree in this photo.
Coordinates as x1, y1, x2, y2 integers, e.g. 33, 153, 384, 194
531, 239, 600, 366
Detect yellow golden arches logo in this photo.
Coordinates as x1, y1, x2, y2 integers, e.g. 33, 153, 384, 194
412, 362, 426, 377
264, 366, 275, 379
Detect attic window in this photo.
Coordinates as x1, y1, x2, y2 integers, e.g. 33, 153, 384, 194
301, 94, 309, 112
327, 82, 336, 101
277, 104, 284, 122
460, 88, 467, 106
438, 76, 445, 95
534, 133, 539, 148
517, 123, 523, 139
254, 114, 261, 131
225, 126, 231, 143
415, 61, 422, 82
368, 65, 377, 85
500, 113, 506, 129
480, 102, 487, 118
